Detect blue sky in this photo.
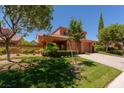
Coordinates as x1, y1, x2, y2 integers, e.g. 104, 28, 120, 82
20, 6, 124, 41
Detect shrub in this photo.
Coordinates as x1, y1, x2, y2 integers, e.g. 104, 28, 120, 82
44, 43, 59, 53
43, 50, 76, 57
94, 43, 106, 52
94, 42, 124, 56
0, 48, 6, 55
108, 48, 123, 56
42, 43, 77, 57
21, 56, 43, 63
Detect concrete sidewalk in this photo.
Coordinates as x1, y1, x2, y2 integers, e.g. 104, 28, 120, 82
78, 53, 124, 88
107, 72, 124, 88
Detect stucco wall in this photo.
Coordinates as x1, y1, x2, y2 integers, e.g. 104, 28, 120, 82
66, 40, 94, 53
81, 40, 94, 53
66, 40, 81, 53
37, 34, 94, 53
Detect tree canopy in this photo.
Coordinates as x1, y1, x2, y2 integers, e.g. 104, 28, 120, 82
98, 13, 104, 40
99, 24, 124, 51
0, 6, 53, 36
68, 18, 83, 41
18, 39, 37, 46
99, 27, 111, 43
100, 24, 124, 43
0, 5, 53, 61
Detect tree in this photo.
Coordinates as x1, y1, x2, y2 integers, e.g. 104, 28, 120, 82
30, 40, 37, 46
0, 5, 53, 62
99, 28, 111, 52
68, 18, 83, 63
69, 18, 84, 42
99, 24, 124, 52
18, 39, 33, 46
98, 13, 104, 40
116, 24, 124, 51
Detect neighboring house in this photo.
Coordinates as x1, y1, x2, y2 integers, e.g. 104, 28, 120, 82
0, 28, 22, 46
36, 26, 95, 53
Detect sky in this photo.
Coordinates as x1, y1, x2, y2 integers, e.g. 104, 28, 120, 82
2, 5, 124, 41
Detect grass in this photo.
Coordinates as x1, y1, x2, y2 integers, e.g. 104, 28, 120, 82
98, 51, 124, 58
0, 56, 121, 88
0, 54, 41, 61
66, 57, 121, 88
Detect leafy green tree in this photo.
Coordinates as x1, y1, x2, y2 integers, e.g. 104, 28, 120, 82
98, 13, 104, 40
18, 39, 33, 46
99, 28, 111, 52
31, 40, 37, 46
69, 18, 84, 42
99, 24, 124, 52
68, 18, 83, 63
116, 24, 124, 51
106, 24, 119, 42
0, 5, 53, 61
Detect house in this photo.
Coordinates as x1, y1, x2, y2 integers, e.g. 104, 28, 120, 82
36, 26, 95, 53
0, 28, 22, 46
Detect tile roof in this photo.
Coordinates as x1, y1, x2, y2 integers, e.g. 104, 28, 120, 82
0, 28, 12, 36
51, 26, 87, 35
51, 26, 68, 35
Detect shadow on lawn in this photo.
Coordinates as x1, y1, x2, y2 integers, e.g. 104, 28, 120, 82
78, 60, 96, 67
0, 58, 76, 88
83, 61, 96, 67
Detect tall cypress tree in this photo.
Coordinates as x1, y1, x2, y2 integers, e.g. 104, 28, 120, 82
98, 13, 104, 40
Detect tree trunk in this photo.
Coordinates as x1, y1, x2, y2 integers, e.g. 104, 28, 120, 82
5, 40, 11, 62
106, 42, 109, 52
122, 41, 124, 55
68, 40, 74, 64
74, 40, 79, 64
77, 41, 80, 54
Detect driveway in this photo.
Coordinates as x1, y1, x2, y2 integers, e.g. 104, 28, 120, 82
78, 53, 124, 71
78, 53, 124, 88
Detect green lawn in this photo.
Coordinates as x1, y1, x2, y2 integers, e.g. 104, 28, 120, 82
0, 56, 121, 88
66, 57, 121, 88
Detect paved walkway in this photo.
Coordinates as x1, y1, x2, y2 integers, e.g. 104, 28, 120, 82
78, 53, 124, 88
78, 53, 124, 71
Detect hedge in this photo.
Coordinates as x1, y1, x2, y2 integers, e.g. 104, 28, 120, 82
94, 43, 124, 56
94, 44, 106, 52
107, 48, 123, 56
42, 50, 77, 57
